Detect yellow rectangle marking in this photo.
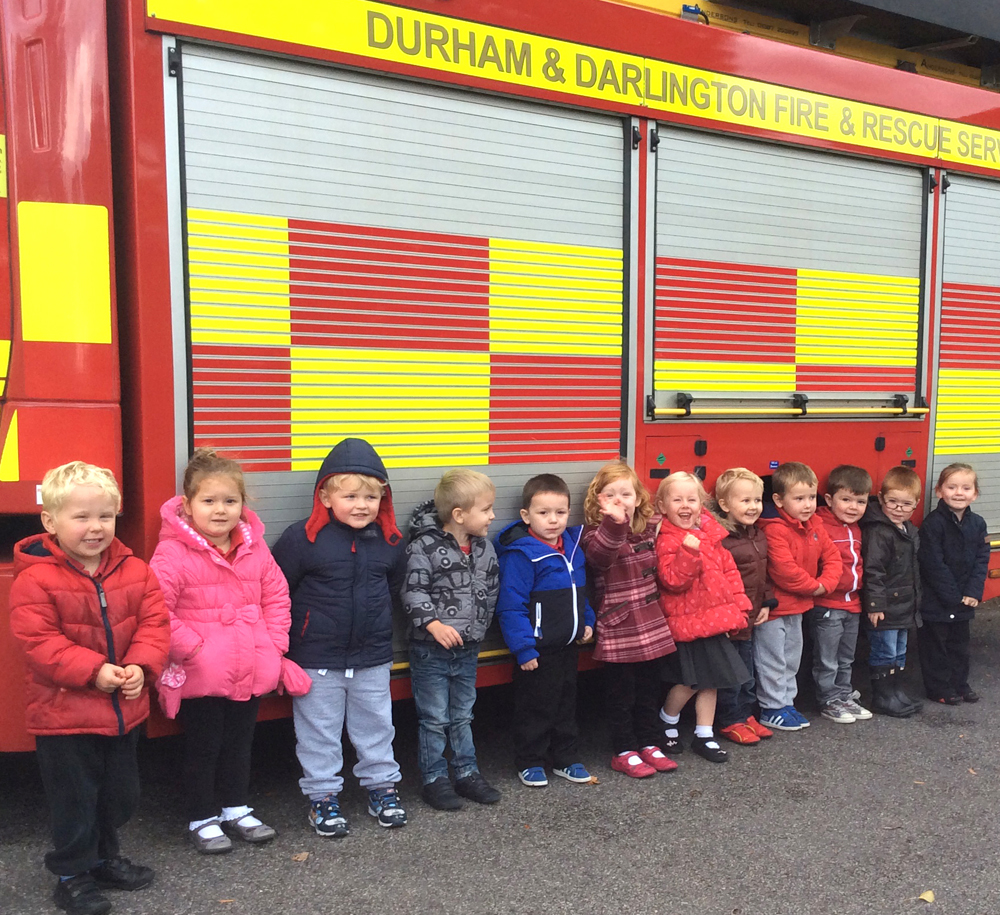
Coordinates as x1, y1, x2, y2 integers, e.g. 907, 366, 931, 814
654, 359, 795, 392
934, 369, 1000, 455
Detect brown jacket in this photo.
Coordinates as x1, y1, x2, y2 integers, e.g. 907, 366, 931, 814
720, 523, 775, 640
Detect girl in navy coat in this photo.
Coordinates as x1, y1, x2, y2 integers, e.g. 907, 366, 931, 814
917, 463, 990, 704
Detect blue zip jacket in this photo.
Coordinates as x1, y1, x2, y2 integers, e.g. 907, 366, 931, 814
918, 499, 990, 623
494, 520, 595, 666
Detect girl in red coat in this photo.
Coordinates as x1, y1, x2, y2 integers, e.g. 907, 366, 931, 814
654, 472, 751, 764
582, 462, 677, 779
150, 449, 291, 854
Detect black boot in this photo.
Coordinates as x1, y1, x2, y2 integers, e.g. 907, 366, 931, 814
870, 666, 914, 718
894, 666, 923, 713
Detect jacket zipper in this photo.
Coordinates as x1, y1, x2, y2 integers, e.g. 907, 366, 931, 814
94, 580, 126, 736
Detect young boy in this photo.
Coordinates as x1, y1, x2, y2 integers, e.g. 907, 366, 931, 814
756, 462, 842, 731
860, 465, 923, 717
8, 462, 169, 915
272, 438, 407, 836
813, 465, 874, 724
495, 474, 595, 787
403, 468, 502, 810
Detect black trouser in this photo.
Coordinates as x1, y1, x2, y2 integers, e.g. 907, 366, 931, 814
918, 620, 972, 698
512, 648, 580, 771
34, 730, 141, 877
179, 696, 260, 821
605, 658, 666, 753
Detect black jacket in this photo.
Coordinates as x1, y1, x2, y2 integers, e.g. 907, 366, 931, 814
917, 500, 990, 623
272, 439, 405, 670
860, 501, 921, 630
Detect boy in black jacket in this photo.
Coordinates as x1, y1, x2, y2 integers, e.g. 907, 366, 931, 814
272, 438, 407, 836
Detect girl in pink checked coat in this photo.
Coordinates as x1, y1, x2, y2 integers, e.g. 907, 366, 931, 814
150, 449, 291, 855
582, 462, 677, 779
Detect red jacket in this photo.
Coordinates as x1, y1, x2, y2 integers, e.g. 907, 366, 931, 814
9, 534, 170, 736
655, 511, 751, 643
759, 509, 843, 618
815, 506, 863, 613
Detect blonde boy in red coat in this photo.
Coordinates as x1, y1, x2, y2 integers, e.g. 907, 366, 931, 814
755, 462, 842, 732
9, 462, 169, 915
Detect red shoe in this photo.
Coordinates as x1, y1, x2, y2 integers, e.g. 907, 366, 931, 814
639, 746, 679, 772
611, 752, 657, 778
719, 722, 760, 745
744, 716, 774, 739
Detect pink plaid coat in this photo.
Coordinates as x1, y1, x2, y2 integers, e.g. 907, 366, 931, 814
582, 514, 676, 664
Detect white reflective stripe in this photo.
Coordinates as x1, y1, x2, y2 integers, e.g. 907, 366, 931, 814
534, 603, 542, 638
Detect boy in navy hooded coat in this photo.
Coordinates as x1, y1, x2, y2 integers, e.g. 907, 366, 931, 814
495, 474, 595, 787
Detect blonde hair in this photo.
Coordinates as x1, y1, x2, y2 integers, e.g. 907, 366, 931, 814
182, 447, 247, 502
654, 471, 710, 511
41, 461, 122, 514
714, 468, 764, 507
881, 465, 922, 499
772, 461, 818, 496
583, 461, 655, 534
323, 473, 385, 496
435, 469, 495, 522
936, 462, 979, 494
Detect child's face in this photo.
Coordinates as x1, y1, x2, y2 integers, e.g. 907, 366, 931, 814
879, 488, 918, 527
455, 492, 496, 539
658, 480, 703, 530
824, 489, 869, 525
937, 470, 978, 514
598, 476, 638, 523
521, 491, 570, 545
321, 479, 382, 529
717, 479, 762, 527
183, 475, 243, 547
41, 484, 118, 571
773, 481, 818, 523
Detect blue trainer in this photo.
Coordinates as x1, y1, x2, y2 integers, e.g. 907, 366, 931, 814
517, 767, 549, 787
787, 706, 811, 728
367, 787, 407, 828
552, 763, 592, 783
758, 707, 803, 731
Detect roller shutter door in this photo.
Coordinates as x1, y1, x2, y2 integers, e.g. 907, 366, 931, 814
651, 127, 924, 412
933, 174, 1000, 532
177, 44, 626, 534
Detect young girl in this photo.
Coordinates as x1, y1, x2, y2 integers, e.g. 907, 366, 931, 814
917, 463, 990, 704
151, 449, 291, 853
654, 472, 751, 764
582, 462, 678, 779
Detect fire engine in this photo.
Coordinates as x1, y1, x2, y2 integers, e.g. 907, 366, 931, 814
1, 0, 998, 750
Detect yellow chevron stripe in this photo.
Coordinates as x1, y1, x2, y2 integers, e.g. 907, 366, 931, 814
934, 368, 1000, 455
654, 359, 795, 392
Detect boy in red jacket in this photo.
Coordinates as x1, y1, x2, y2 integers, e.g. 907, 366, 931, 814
8, 462, 169, 915
812, 465, 874, 724
755, 462, 842, 732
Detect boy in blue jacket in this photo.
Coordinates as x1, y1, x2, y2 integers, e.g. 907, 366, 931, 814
272, 438, 407, 836
495, 474, 595, 787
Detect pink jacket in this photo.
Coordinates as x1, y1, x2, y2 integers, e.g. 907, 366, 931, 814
149, 497, 291, 715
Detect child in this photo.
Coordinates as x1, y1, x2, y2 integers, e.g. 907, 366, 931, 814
9, 462, 169, 915
861, 465, 924, 716
403, 468, 502, 809
714, 468, 777, 745
812, 465, 874, 724
756, 462, 842, 731
582, 461, 677, 778
272, 438, 407, 835
654, 472, 751, 764
495, 474, 595, 787
150, 449, 291, 853
917, 463, 990, 705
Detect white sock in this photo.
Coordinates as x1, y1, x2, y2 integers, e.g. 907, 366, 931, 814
694, 725, 714, 739
221, 805, 260, 826
659, 709, 680, 725
189, 817, 224, 838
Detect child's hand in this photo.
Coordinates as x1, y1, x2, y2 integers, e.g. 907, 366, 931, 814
682, 533, 700, 550
520, 658, 539, 671
95, 663, 127, 693
813, 584, 826, 596
754, 607, 770, 625
121, 664, 145, 700
962, 596, 979, 608
581, 626, 594, 642
868, 612, 884, 627
597, 492, 628, 524
426, 620, 464, 648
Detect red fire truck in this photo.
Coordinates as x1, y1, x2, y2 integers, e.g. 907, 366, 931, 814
1, 0, 998, 750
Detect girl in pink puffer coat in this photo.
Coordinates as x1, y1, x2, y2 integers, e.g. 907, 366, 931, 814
150, 449, 291, 854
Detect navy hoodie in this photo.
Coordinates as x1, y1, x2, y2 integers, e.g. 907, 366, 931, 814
272, 438, 405, 670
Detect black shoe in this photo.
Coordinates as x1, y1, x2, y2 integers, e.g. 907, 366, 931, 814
53, 875, 111, 915
455, 772, 501, 805
871, 667, 915, 718
690, 736, 728, 763
928, 694, 962, 706
422, 777, 463, 811
962, 690, 981, 703
90, 856, 155, 891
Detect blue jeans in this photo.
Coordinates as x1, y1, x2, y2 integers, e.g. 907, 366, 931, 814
409, 641, 480, 784
868, 627, 907, 668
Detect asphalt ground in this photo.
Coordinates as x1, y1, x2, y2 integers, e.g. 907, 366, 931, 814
3, 603, 1000, 915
